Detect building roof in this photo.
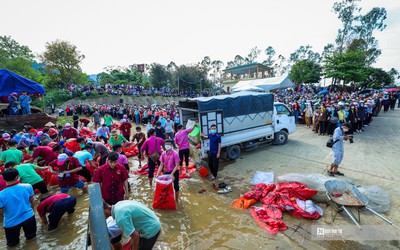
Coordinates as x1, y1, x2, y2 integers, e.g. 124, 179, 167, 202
223, 63, 270, 75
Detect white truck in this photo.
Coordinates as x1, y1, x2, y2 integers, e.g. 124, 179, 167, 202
179, 91, 296, 160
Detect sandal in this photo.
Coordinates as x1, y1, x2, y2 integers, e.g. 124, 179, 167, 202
218, 186, 232, 194
209, 176, 216, 181
328, 171, 335, 177
335, 171, 344, 176
198, 189, 206, 194
212, 184, 219, 190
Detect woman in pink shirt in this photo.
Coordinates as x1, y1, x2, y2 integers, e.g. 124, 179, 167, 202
156, 139, 180, 201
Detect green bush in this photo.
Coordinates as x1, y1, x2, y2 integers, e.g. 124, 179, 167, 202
45, 89, 72, 106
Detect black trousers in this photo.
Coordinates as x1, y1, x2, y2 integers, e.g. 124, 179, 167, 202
4, 215, 36, 247
48, 196, 77, 229
165, 171, 180, 191
318, 121, 326, 134
138, 230, 160, 250
179, 148, 190, 167
32, 180, 49, 194
148, 157, 160, 179
77, 167, 92, 182
208, 153, 219, 178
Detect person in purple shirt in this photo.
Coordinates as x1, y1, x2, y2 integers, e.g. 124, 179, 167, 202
174, 124, 195, 172
156, 139, 180, 201
141, 129, 165, 188
111, 144, 129, 171
201, 124, 221, 180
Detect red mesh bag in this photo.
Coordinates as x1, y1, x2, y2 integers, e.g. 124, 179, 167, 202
152, 175, 176, 210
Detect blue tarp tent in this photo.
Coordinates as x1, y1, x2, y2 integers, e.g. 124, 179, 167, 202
0, 69, 45, 96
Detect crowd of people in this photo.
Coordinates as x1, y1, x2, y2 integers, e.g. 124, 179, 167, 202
65, 83, 216, 99
275, 86, 399, 136
0, 85, 398, 248
0, 99, 221, 249
275, 86, 399, 177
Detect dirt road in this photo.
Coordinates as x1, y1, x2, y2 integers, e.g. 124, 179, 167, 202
218, 108, 400, 249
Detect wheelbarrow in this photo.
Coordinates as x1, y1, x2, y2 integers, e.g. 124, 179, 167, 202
325, 180, 400, 230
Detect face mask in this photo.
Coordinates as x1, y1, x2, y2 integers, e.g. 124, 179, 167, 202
345, 108, 349, 111
210, 129, 217, 134
136, 131, 141, 134
351, 106, 354, 109
165, 145, 172, 150
343, 128, 348, 132
80, 144, 85, 149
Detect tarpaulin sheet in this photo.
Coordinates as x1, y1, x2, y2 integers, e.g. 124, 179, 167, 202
179, 91, 273, 118
0, 69, 45, 96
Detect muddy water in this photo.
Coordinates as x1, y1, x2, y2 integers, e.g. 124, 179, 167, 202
0, 162, 311, 250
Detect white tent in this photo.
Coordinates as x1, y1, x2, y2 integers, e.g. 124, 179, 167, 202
232, 75, 294, 92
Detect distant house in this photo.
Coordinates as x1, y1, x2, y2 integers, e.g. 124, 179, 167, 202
222, 63, 271, 93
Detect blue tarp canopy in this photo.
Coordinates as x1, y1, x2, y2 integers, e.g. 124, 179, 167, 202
179, 91, 274, 118
0, 69, 45, 96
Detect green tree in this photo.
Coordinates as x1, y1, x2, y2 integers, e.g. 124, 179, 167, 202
41, 40, 85, 87
333, 0, 361, 53
289, 60, 321, 85
388, 68, 399, 82
359, 67, 392, 89
174, 65, 208, 92
245, 47, 260, 64
0, 35, 34, 61
323, 50, 367, 86
149, 63, 171, 88
263, 46, 276, 77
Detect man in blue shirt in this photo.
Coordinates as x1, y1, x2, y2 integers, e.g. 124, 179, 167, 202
201, 124, 221, 180
73, 146, 96, 183
18, 91, 32, 114
96, 124, 110, 143
0, 168, 37, 247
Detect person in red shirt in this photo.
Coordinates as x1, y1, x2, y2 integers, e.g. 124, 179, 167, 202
30, 145, 57, 166
93, 152, 129, 205
0, 133, 11, 151
79, 118, 90, 128
119, 119, 132, 141
37, 193, 77, 231
62, 123, 79, 140
49, 153, 87, 193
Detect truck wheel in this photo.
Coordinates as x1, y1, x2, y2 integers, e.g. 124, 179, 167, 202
227, 145, 241, 160
274, 131, 288, 145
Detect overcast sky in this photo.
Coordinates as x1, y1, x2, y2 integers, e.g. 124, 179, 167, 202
2, 0, 400, 74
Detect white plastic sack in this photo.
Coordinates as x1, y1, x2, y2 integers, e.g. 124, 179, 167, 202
296, 198, 324, 216
359, 185, 391, 213
251, 171, 274, 185
156, 175, 173, 185
186, 119, 197, 130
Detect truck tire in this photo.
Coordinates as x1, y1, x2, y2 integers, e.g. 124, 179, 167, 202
227, 145, 241, 160
273, 131, 288, 145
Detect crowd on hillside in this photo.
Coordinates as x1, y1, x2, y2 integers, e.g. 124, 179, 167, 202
64, 83, 215, 98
